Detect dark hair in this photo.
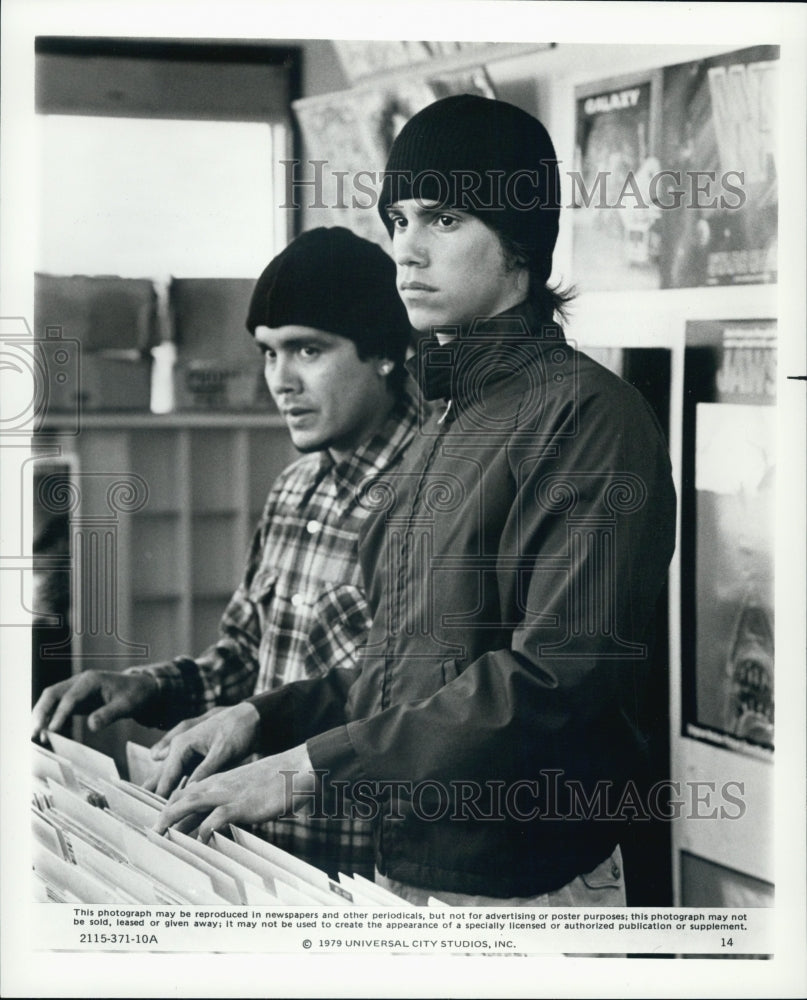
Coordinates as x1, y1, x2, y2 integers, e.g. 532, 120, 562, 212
497, 230, 577, 327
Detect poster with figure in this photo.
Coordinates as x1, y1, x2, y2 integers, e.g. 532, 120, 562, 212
293, 69, 495, 249
572, 70, 664, 292
682, 320, 776, 754
574, 46, 779, 292
659, 45, 779, 288
292, 79, 438, 247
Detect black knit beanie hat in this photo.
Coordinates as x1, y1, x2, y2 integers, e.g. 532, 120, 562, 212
246, 227, 411, 367
378, 94, 561, 286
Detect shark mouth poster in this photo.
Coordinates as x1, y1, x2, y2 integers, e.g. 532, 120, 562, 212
681, 319, 776, 754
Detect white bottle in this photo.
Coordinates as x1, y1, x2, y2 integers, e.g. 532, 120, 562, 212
150, 341, 176, 414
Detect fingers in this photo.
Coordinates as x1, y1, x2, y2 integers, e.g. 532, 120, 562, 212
31, 680, 72, 740
150, 708, 225, 761
154, 739, 199, 800
32, 670, 152, 740
197, 806, 232, 844
86, 695, 130, 733
153, 779, 219, 835
186, 742, 232, 786
150, 719, 194, 760
151, 756, 282, 840
41, 674, 99, 739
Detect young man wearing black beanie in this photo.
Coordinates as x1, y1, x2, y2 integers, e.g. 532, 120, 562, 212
32, 227, 418, 881
155, 97, 677, 909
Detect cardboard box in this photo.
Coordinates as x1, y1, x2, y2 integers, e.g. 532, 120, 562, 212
35, 273, 159, 352
174, 360, 274, 412
36, 341, 152, 412
170, 278, 274, 411
170, 278, 259, 363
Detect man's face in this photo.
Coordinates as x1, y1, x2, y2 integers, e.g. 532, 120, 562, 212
385, 199, 527, 333
254, 325, 393, 462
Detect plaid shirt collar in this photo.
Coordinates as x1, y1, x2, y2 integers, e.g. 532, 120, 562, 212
304, 391, 419, 505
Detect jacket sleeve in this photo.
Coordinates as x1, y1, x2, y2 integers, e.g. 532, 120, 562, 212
306, 381, 677, 795
247, 667, 358, 756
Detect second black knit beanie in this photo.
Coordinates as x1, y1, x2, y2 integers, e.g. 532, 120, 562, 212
245, 227, 411, 367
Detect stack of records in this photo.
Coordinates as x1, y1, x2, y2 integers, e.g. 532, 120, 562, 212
33, 734, 414, 909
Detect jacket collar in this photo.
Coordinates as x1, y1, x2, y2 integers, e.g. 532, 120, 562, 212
406, 300, 565, 404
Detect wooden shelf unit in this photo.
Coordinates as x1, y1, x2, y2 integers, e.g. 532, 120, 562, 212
34, 413, 298, 771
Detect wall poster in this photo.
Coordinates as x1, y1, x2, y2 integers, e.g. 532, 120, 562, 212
572, 69, 663, 292
681, 319, 776, 755
659, 45, 779, 289
292, 68, 495, 248
573, 46, 779, 292
331, 40, 498, 85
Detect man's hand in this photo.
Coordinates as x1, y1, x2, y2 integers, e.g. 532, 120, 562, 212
31, 670, 158, 742
153, 743, 316, 842
147, 702, 261, 799
148, 707, 227, 761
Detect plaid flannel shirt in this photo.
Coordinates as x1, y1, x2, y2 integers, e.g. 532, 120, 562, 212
130, 393, 418, 878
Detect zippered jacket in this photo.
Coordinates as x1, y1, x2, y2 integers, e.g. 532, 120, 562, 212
250, 303, 677, 897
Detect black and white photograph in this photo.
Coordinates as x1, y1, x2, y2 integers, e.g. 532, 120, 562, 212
1, 2, 805, 998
